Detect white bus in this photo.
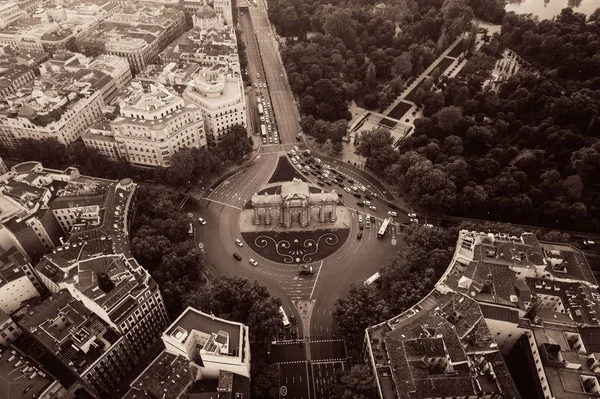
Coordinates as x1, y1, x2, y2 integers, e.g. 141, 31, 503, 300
260, 124, 267, 137
377, 218, 391, 238
364, 272, 381, 286
258, 103, 264, 115
279, 306, 290, 328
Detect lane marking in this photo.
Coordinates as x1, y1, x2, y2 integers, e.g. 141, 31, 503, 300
310, 260, 323, 300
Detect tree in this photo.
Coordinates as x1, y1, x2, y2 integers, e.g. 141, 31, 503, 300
402, 161, 457, 214
9, 138, 68, 168
443, 135, 464, 155
166, 148, 196, 186
323, 9, 357, 49
391, 52, 413, 78
432, 106, 463, 135
329, 365, 378, 399
220, 124, 253, 164
422, 91, 446, 116
333, 284, 389, 349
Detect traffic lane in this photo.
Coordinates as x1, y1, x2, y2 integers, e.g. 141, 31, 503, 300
279, 362, 310, 399
310, 237, 397, 337
311, 362, 345, 399
271, 341, 307, 363
309, 340, 346, 361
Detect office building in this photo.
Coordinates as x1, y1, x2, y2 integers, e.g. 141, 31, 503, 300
82, 81, 207, 166
183, 69, 245, 145
123, 306, 250, 399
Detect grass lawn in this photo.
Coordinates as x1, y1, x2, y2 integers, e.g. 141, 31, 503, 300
242, 228, 350, 264
269, 157, 307, 184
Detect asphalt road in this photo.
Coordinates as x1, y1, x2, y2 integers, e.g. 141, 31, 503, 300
248, 0, 300, 146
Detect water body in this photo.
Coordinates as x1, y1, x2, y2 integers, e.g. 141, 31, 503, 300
505, 0, 598, 20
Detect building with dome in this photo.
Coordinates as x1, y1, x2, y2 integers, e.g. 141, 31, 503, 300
183, 0, 233, 26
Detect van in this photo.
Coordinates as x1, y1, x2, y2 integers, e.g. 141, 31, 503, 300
364, 272, 381, 286
187, 223, 194, 237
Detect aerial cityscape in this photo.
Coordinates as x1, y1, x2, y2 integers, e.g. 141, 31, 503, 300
0, 0, 598, 398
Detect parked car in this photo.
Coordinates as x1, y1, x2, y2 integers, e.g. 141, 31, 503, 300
358, 215, 363, 223
357, 201, 365, 207
364, 194, 372, 200
363, 200, 371, 206
369, 205, 377, 211
365, 218, 371, 228
387, 211, 398, 217
410, 218, 419, 224
344, 187, 352, 193
408, 213, 417, 218
233, 253, 242, 261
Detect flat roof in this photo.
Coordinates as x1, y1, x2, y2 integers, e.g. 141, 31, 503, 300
168, 307, 243, 354
0, 347, 53, 399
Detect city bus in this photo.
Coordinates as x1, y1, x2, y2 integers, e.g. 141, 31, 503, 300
260, 124, 267, 137
377, 217, 391, 238
279, 306, 290, 328
258, 103, 264, 115
364, 272, 381, 286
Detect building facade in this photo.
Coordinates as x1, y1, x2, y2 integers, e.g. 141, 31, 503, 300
183, 69, 245, 145
83, 82, 207, 167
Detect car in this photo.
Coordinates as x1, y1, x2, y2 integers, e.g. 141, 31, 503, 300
353, 192, 362, 198
305, 166, 311, 171
291, 150, 297, 156
325, 180, 333, 186
364, 194, 372, 200
233, 253, 242, 261
357, 231, 363, 239
359, 185, 367, 192
410, 218, 419, 224
358, 215, 363, 223
256, 73, 259, 78
317, 181, 324, 186
347, 178, 354, 184
338, 182, 345, 188
198, 217, 206, 225
387, 201, 398, 209
254, 83, 258, 88
291, 158, 297, 164
344, 187, 352, 193
408, 213, 417, 218
290, 314, 297, 325
351, 186, 358, 192
291, 329, 298, 340
372, 193, 379, 199
583, 240, 596, 247
262, 138, 266, 144
369, 205, 377, 211
357, 201, 365, 207
249, 258, 258, 266
298, 266, 314, 276
388, 211, 398, 217
269, 137, 273, 143
363, 200, 371, 206
365, 218, 371, 228
235, 239, 244, 247
359, 223, 364, 230
423, 224, 434, 228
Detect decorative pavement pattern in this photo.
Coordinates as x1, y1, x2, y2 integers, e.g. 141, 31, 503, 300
255, 232, 339, 263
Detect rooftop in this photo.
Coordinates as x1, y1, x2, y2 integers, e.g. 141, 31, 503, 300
167, 307, 243, 358
123, 351, 194, 399
0, 347, 54, 399
16, 290, 120, 375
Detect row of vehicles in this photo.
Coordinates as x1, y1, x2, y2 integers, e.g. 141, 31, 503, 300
255, 77, 278, 145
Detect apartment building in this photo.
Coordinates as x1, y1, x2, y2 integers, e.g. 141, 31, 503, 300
183, 0, 233, 26
41, 52, 132, 103
0, 1, 26, 28
159, 22, 239, 74
0, 67, 104, 148
83, 82, 207, 167
0, 248, 44, 314
123, 306, 251, 399
75, 4, 186, 74
183, 69, 245, 145
365, 230, 600, 399
0, 308, 20, 345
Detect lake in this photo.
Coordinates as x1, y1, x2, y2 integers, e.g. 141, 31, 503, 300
505, 0, 598, 21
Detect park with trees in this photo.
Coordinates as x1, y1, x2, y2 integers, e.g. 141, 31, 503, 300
348, 8, 600, 233
269, 0, 478, 145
